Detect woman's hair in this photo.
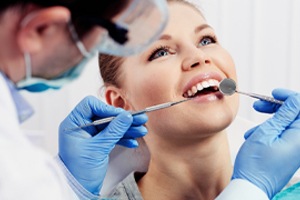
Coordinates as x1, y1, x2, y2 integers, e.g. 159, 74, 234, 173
99, 0, 201, 88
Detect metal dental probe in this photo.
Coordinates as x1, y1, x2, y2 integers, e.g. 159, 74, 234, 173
66, 98, 193, 131
219, 78, 284, 105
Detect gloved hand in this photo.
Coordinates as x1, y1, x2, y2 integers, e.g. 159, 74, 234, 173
232, 88, 300, 199
58, 96, 148, 195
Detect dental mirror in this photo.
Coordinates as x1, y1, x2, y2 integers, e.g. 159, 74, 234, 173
219, 78, 236, 95
219, 78, 283, 105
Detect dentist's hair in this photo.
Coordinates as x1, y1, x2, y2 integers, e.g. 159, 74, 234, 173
0, 0, 128, 38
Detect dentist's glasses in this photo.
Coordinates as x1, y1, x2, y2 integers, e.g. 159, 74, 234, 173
73, 0, 169, 57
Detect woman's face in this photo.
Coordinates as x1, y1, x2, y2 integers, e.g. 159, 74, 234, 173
107, 2, 239, 143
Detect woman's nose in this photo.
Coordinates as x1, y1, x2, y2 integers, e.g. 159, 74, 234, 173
181, 47, 211, 71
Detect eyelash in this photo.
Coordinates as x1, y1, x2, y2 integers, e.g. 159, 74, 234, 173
148, 34, 218, 61
199, 34, 217, 46
148, 45, 171, 61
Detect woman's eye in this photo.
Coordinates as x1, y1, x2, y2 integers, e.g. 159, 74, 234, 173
148, 47, 170, 61
199, 36, 216, 47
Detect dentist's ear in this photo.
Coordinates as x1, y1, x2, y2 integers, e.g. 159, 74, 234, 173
105, 86, 132, 110
17, 6, 70, 53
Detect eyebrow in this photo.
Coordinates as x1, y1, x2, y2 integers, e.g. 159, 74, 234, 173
158, 24, 212, 41
195, 24, 212, 33
158, 34, 172, 41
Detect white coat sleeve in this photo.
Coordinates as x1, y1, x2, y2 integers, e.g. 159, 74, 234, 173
55, 156, 101, 200
215, 179, 269, 200
0, 75, 79, 200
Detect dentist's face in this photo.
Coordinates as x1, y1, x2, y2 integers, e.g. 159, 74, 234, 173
118, 2, 239, 141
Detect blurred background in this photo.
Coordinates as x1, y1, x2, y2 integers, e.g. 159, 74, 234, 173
20, 0, 300, 155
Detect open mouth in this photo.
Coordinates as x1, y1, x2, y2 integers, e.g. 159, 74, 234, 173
183, 79, 219, 98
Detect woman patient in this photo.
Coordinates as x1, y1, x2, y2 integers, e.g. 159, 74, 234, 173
100, 0, 240, 199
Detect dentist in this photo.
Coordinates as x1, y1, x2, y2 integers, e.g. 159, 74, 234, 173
1, 0, 300, 200
0, 0, 167, 199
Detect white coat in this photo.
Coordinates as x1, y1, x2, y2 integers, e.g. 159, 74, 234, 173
0, 73, 80, 200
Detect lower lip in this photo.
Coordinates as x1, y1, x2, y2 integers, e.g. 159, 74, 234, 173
190, 91, 224, 103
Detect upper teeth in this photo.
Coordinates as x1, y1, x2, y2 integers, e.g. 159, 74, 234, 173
184, 79, 220, 98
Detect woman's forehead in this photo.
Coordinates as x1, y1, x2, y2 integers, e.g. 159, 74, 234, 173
168, 1, 205, 19
166, 3, 207, 31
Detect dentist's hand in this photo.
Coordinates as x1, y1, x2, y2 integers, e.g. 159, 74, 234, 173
233, 89, 300, 199
58, 96, 148, 195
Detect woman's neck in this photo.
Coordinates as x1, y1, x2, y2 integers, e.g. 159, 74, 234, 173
138, 131, 232, 200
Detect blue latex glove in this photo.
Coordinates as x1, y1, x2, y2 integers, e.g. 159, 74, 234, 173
58, 96, 148, 195
232, 88, 300, 199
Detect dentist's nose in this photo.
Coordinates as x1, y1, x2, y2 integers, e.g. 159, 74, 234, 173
181, 48, 211, 71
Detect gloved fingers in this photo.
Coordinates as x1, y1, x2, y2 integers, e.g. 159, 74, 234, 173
132, 113, 148, 126
243, 123, 279, 143
94, 111, 132, 141
272, 88, 297, 100
71, 96, 124, 122
122, 126, 148, 139
60, 96, 127, 137
117, 138, 139, 148
72, 112, 148, 138
59, 117, 93, 138
250, 93, 300, 140
280, 119, 300, 145
92, 113, 148, 131
68, 129, 94, 139
253, 101, 280, 113
273, 92, 300, 123
244, 125, 259, 139
253, 88, 296, 114
252, 89, 296, 114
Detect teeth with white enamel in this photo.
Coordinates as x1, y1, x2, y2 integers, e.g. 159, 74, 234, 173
201, 81, 209, 88
196, 83, 203, 91
187, 90, 193, 97
184, 79, 220, 97
192, 86, 197, 94
208, 79, 215, 86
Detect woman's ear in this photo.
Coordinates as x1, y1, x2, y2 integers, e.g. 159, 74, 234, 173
105, 86, 131, 110
17, 6, 71, 53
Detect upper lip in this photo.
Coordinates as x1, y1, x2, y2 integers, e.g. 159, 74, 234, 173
182, 72, 224, 96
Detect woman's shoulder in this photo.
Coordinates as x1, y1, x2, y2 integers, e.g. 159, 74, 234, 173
104, 172, 145, 200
